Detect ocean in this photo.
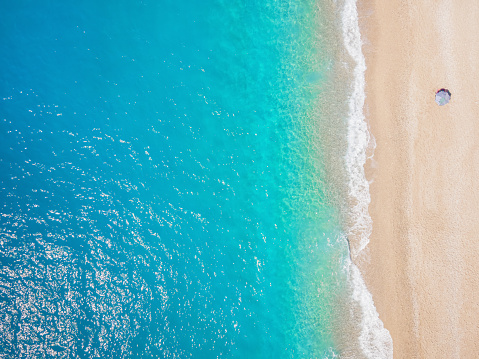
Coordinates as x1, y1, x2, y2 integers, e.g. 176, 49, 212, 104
0, 0, 391, 358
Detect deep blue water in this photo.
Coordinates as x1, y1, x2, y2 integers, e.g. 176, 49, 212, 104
0, 1, 347, 358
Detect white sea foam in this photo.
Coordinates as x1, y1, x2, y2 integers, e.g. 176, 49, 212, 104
342, 0, 372, 259
348, 259, 393, 359
341, 0, 393, 357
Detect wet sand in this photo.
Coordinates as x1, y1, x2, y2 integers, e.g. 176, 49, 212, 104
357, 0, 479, 357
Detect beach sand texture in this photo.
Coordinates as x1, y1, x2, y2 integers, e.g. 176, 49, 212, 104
358, 0, 479, 357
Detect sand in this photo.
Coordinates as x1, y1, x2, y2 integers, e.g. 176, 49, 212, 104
356, 0, 479, 357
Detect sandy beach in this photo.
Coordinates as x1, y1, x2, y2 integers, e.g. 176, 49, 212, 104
357, 0, 479, 357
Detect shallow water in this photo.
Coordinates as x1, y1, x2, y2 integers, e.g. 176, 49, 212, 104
0, 0, 391, 358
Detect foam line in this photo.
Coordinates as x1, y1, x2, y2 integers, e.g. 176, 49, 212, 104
341, 0, 394, 357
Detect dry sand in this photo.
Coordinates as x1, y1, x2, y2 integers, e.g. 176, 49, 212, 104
357, 0, 479, 357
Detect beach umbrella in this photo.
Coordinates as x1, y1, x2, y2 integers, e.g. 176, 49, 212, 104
435, 88, 451, 106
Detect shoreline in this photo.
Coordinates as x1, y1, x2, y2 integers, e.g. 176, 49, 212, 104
358, 0, 479, 357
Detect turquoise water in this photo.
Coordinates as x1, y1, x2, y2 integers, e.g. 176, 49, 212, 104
0, 0, 350, 357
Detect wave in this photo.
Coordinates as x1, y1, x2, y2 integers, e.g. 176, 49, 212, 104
340, 0, 393, 357
347, 259, 393, 358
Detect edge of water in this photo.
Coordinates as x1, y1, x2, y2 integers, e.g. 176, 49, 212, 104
341, 0, 393, 357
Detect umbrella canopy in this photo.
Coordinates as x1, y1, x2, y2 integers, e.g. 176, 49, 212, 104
435, 88, 451, 106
